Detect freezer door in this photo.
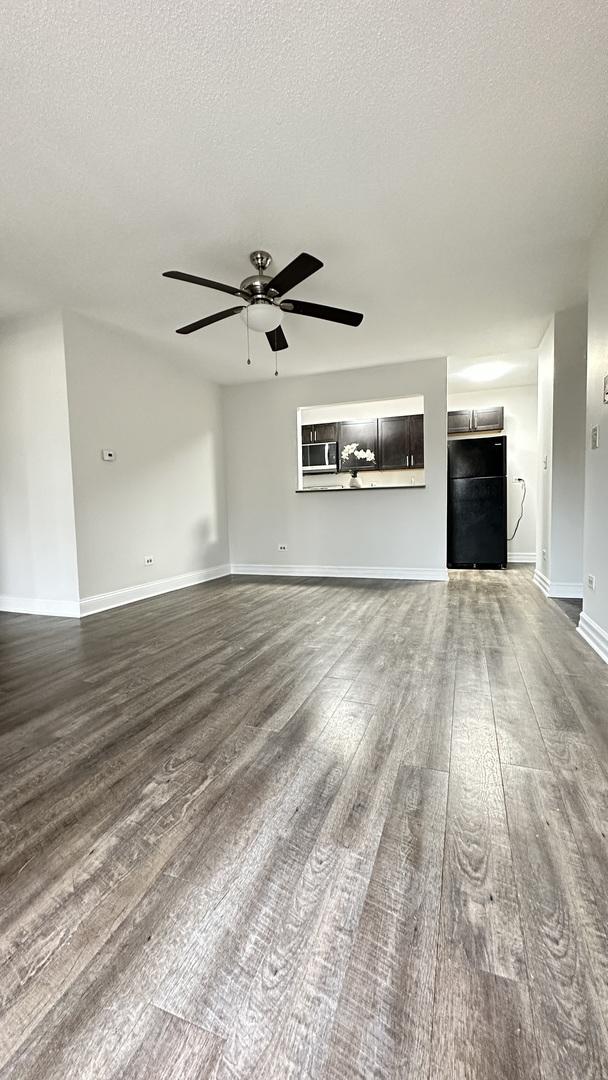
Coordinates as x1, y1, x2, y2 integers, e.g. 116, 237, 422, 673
448, 476, 507, 567
448, 436, 506, 479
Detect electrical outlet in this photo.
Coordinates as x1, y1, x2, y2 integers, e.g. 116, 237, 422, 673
278, 544, 287, 552
587, 573, 596, 591
542, 548, 547, 562
591, 424, 600, 450
144, 555, 154, 566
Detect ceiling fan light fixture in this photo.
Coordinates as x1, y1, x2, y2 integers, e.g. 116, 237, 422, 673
239, 301, 283, 333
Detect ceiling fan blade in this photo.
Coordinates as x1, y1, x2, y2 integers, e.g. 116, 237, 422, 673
280, 298, 363, 326
265, 253, 323, 297
163, 271, 244, 298
176, 306, 244, 334
266, 326, 288, 352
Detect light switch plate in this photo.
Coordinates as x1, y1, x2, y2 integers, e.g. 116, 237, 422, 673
591, 425, 600, 450
101, 448, 116, 462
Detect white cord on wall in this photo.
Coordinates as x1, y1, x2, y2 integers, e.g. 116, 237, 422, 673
508, 478, 527, 541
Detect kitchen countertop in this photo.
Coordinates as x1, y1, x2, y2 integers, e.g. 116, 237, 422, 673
296, 484, 426, 492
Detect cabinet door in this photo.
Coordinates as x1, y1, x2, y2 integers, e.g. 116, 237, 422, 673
408, 414, 425, 468
338, 420, 378, 470
448, 410, 472, 434
301, 425, 314, 444
378, 416, 408, 469
314, 422, 337, 442
472, 406, 504, 432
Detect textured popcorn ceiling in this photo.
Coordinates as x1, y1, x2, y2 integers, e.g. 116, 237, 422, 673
2, 0, 608, 383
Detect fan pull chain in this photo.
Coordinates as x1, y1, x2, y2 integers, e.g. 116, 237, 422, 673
274, 348, 278, 377
246, 307, 251, 365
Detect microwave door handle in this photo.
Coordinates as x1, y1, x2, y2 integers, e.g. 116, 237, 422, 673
325, 443, 329, 467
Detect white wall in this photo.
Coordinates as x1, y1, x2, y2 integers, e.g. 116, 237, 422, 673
536, 319, 555, 579
301, 396, 424, 423
222, 358, 448, 578
447, 384, 537, 561
579, 202, 608, 662
63, 313, 229, 603
534, 306, 587, 597
0, 313, 80, 614
551, 306, 587, 586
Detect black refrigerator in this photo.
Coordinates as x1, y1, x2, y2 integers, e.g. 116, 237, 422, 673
448, 436, 507, 569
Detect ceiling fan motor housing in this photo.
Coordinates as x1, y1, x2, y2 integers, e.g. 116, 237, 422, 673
239, 273, 274, 298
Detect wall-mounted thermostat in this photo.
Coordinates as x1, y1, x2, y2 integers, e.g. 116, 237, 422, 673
101, 448, 116, 462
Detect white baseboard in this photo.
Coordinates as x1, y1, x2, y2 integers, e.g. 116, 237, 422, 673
533, 569, 550, 596
507, 552, 535, 564
0, 595, 81, 618
229, 563, 448, 582
3, 561, 446, 620
577, 612, 608, 666
79, 564, 231, 617
533, 569, 583, 599
548, 581, 584, 599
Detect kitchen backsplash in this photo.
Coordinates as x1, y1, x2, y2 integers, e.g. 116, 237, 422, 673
302, 468, 425, 489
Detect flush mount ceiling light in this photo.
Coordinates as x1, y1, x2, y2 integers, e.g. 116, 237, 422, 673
162, 250, 364, 354
459, 360, 513, 383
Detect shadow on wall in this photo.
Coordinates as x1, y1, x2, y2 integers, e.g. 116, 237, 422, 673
194, 517, 214, 569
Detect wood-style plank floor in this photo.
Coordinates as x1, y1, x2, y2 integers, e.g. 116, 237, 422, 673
2, 567, 608, 1078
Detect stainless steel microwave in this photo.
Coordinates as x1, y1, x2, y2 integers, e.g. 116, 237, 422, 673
302, 441, 338, 473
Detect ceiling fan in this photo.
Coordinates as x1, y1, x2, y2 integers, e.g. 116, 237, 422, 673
163, 250, 364, 353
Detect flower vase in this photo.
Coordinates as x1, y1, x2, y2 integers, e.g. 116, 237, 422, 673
349, 470, 362, 489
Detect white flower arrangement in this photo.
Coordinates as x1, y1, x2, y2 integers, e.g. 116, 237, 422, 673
341, 442, 375, 463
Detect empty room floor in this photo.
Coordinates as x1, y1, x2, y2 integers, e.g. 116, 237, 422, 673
2, 568, 608, 1079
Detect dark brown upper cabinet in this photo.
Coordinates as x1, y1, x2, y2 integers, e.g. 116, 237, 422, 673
378, 417, 408, 469
447, 409, 472, 434
408, 414, 424, 468
301, 422, 337, 443
448, 406, 504, 435
314, 422, 338, 442
338, 419, 378, 471
378, 415, 424, 469
472, 406, 504, 432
